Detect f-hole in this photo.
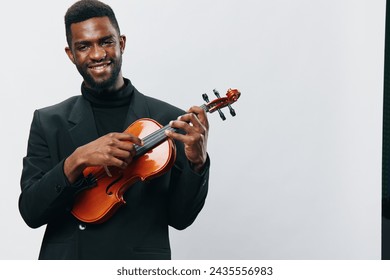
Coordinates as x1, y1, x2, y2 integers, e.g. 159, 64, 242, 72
105, 174, 124, 195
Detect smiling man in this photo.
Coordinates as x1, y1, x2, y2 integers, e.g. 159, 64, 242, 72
19, 0, 209, 260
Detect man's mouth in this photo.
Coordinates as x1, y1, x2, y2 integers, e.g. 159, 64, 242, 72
88, 61, 111, 72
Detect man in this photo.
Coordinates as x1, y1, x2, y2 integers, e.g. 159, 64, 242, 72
19, 0, 209, 260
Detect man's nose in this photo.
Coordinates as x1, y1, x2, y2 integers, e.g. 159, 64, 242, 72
89, 44, 106, 61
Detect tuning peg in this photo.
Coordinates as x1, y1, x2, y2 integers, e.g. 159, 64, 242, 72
212, 89, 221, 98
228, 105, 236, 116
202, 93, 209, 103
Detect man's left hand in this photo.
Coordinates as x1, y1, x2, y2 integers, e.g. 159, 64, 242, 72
165, 106, 209, 173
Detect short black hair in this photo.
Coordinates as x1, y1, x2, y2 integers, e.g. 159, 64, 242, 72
65, 0, 121, 47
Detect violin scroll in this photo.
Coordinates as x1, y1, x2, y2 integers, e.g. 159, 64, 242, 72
203, 88, 241, 120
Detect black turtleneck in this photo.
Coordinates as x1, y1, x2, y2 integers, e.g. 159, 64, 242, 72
81, 78, 134, 136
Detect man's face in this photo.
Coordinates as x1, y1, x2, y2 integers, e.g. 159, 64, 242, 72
65, 17, 126, 91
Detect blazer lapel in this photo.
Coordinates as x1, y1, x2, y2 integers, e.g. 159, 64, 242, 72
123, 88, 151, 129
67, 89, 150, 149
68, 96, 99, 149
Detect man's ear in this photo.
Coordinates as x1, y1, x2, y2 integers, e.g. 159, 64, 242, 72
120, 35, 126, 54
65, 46, 75, 64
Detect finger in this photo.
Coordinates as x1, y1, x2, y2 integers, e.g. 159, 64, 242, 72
188, 106, 209, 129
114, 140, 137, 154
165, 129, 190, 143
169, 117, 191, 130
114, 143, 139, 163
108, 132, 143, 146
109, 148, 132, 160
108, 156, 129, 169
98, 135, 138, 163
105, 133, 142, 156
172, 114, 205, 135
168, 118, 200, 138
104, 146, 137, 168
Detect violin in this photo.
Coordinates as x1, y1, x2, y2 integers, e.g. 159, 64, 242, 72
71, 88, 241, 224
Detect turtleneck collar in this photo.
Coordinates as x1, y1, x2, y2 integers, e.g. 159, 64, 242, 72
81, 78, 134, 107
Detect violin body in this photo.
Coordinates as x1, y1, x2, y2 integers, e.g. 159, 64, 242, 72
71, 118, 176, 224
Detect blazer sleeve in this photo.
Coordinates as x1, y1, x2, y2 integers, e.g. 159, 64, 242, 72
19, 110, 77, 229
167, 141, 210, 230
141, 94, 210, 230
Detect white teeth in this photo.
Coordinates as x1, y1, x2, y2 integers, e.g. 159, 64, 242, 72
91, 64, 109, 70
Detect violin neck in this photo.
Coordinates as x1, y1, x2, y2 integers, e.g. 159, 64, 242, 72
134, 124, 176, 158
200, 104, 208, 112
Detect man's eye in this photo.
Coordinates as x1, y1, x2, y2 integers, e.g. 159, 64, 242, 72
77, 45, 88, 51
102, 40, 114, 46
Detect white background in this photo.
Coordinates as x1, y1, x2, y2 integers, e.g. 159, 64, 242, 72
0, 0, 385, 259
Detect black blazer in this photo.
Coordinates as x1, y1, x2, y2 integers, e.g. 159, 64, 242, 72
19, 86, 209, 259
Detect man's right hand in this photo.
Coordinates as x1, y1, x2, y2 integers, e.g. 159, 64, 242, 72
64, 132, 143, 183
